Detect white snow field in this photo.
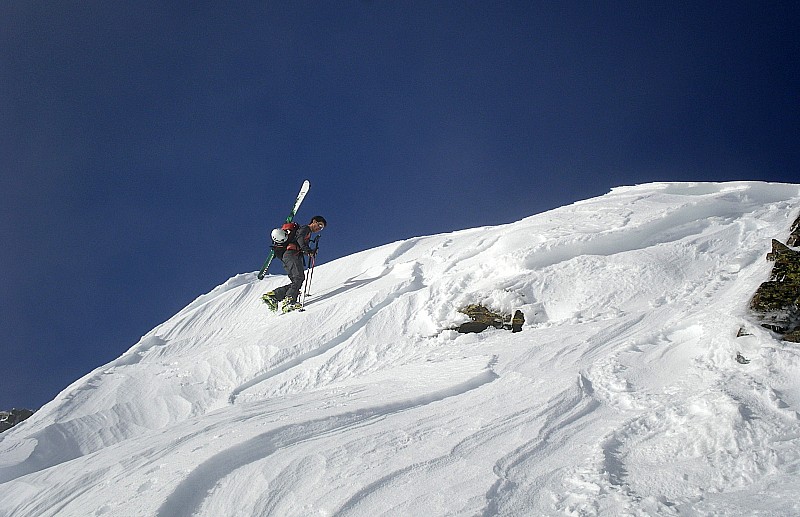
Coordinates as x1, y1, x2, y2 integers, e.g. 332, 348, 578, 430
2, 181, 800, 517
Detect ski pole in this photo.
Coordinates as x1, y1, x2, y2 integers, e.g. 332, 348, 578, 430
308, 236, 319, 297
301, 237, 319, 306
307, 255, 316, 295
301, 254, 315, 306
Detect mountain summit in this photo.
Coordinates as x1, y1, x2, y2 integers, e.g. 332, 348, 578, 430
2, 182, 800, 516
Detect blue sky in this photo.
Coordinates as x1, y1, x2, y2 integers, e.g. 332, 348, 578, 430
1, 2, 798, 411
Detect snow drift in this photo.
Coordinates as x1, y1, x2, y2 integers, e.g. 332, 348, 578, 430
2, 181, 800, 516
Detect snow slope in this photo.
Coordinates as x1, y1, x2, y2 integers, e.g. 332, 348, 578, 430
2, 181, 800, 516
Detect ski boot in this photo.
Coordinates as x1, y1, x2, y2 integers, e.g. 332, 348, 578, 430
261, 292, 279, 312
281, 299, 303, 313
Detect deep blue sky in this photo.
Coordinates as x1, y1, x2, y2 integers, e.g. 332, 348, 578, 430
2, 2, 798, 411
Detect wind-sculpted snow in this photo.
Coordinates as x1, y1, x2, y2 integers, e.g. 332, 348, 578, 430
2, 181, 800, 516
160, 367, 498, 517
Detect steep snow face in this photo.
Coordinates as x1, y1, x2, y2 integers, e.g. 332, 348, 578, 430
2, 181, 800, 516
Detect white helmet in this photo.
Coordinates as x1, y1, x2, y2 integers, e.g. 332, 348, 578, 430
271, 228, 288, 244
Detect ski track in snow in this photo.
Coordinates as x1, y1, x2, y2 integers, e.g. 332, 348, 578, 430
3, 182, 800, 517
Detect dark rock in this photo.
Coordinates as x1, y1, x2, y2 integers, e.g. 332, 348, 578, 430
750, 236, 800, 340
455, 304, 525, 334
457, 321, 492, 334
511, 310, 525, 333
787, 214, 800, 247
750, 281, 799, 319
0, 408, 34, 433
784, 329, 800, 343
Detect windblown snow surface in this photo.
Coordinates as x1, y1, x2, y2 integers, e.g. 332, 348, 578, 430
3, 182, 800, 517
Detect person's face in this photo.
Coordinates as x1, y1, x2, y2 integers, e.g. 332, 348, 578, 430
311, 220, 325, 232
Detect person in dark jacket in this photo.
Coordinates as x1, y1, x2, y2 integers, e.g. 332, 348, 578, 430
262, 215, 326, 312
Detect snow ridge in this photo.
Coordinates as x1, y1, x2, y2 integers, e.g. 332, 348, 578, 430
2, 181, 800, 516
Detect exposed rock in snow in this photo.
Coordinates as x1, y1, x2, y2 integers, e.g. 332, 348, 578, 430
750, 239, 800, 340
0, 409, 34, 433
453, 304, 525, 333
787, 213, 800, 246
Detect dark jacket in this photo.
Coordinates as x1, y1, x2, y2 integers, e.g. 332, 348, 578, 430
287, 224, 314, 254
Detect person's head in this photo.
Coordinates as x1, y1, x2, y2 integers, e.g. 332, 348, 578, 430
310, 216, 327, 233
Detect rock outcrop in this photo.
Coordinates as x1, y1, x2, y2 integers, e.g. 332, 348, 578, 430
454, 304, 525, 334
750, 213, 800, 342
0, 408, 35, 433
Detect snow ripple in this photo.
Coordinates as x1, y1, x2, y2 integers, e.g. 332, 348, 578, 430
157, 369, 497, 517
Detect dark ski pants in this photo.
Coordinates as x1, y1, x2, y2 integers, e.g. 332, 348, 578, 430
273, 252, 305, 303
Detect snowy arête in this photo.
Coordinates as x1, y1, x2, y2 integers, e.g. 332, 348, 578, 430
2, 182, 800, 516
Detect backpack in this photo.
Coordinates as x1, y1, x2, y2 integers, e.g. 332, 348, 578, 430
271, 222, 299, 256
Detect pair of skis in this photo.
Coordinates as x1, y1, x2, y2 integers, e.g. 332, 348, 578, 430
257, 180, 311, 280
